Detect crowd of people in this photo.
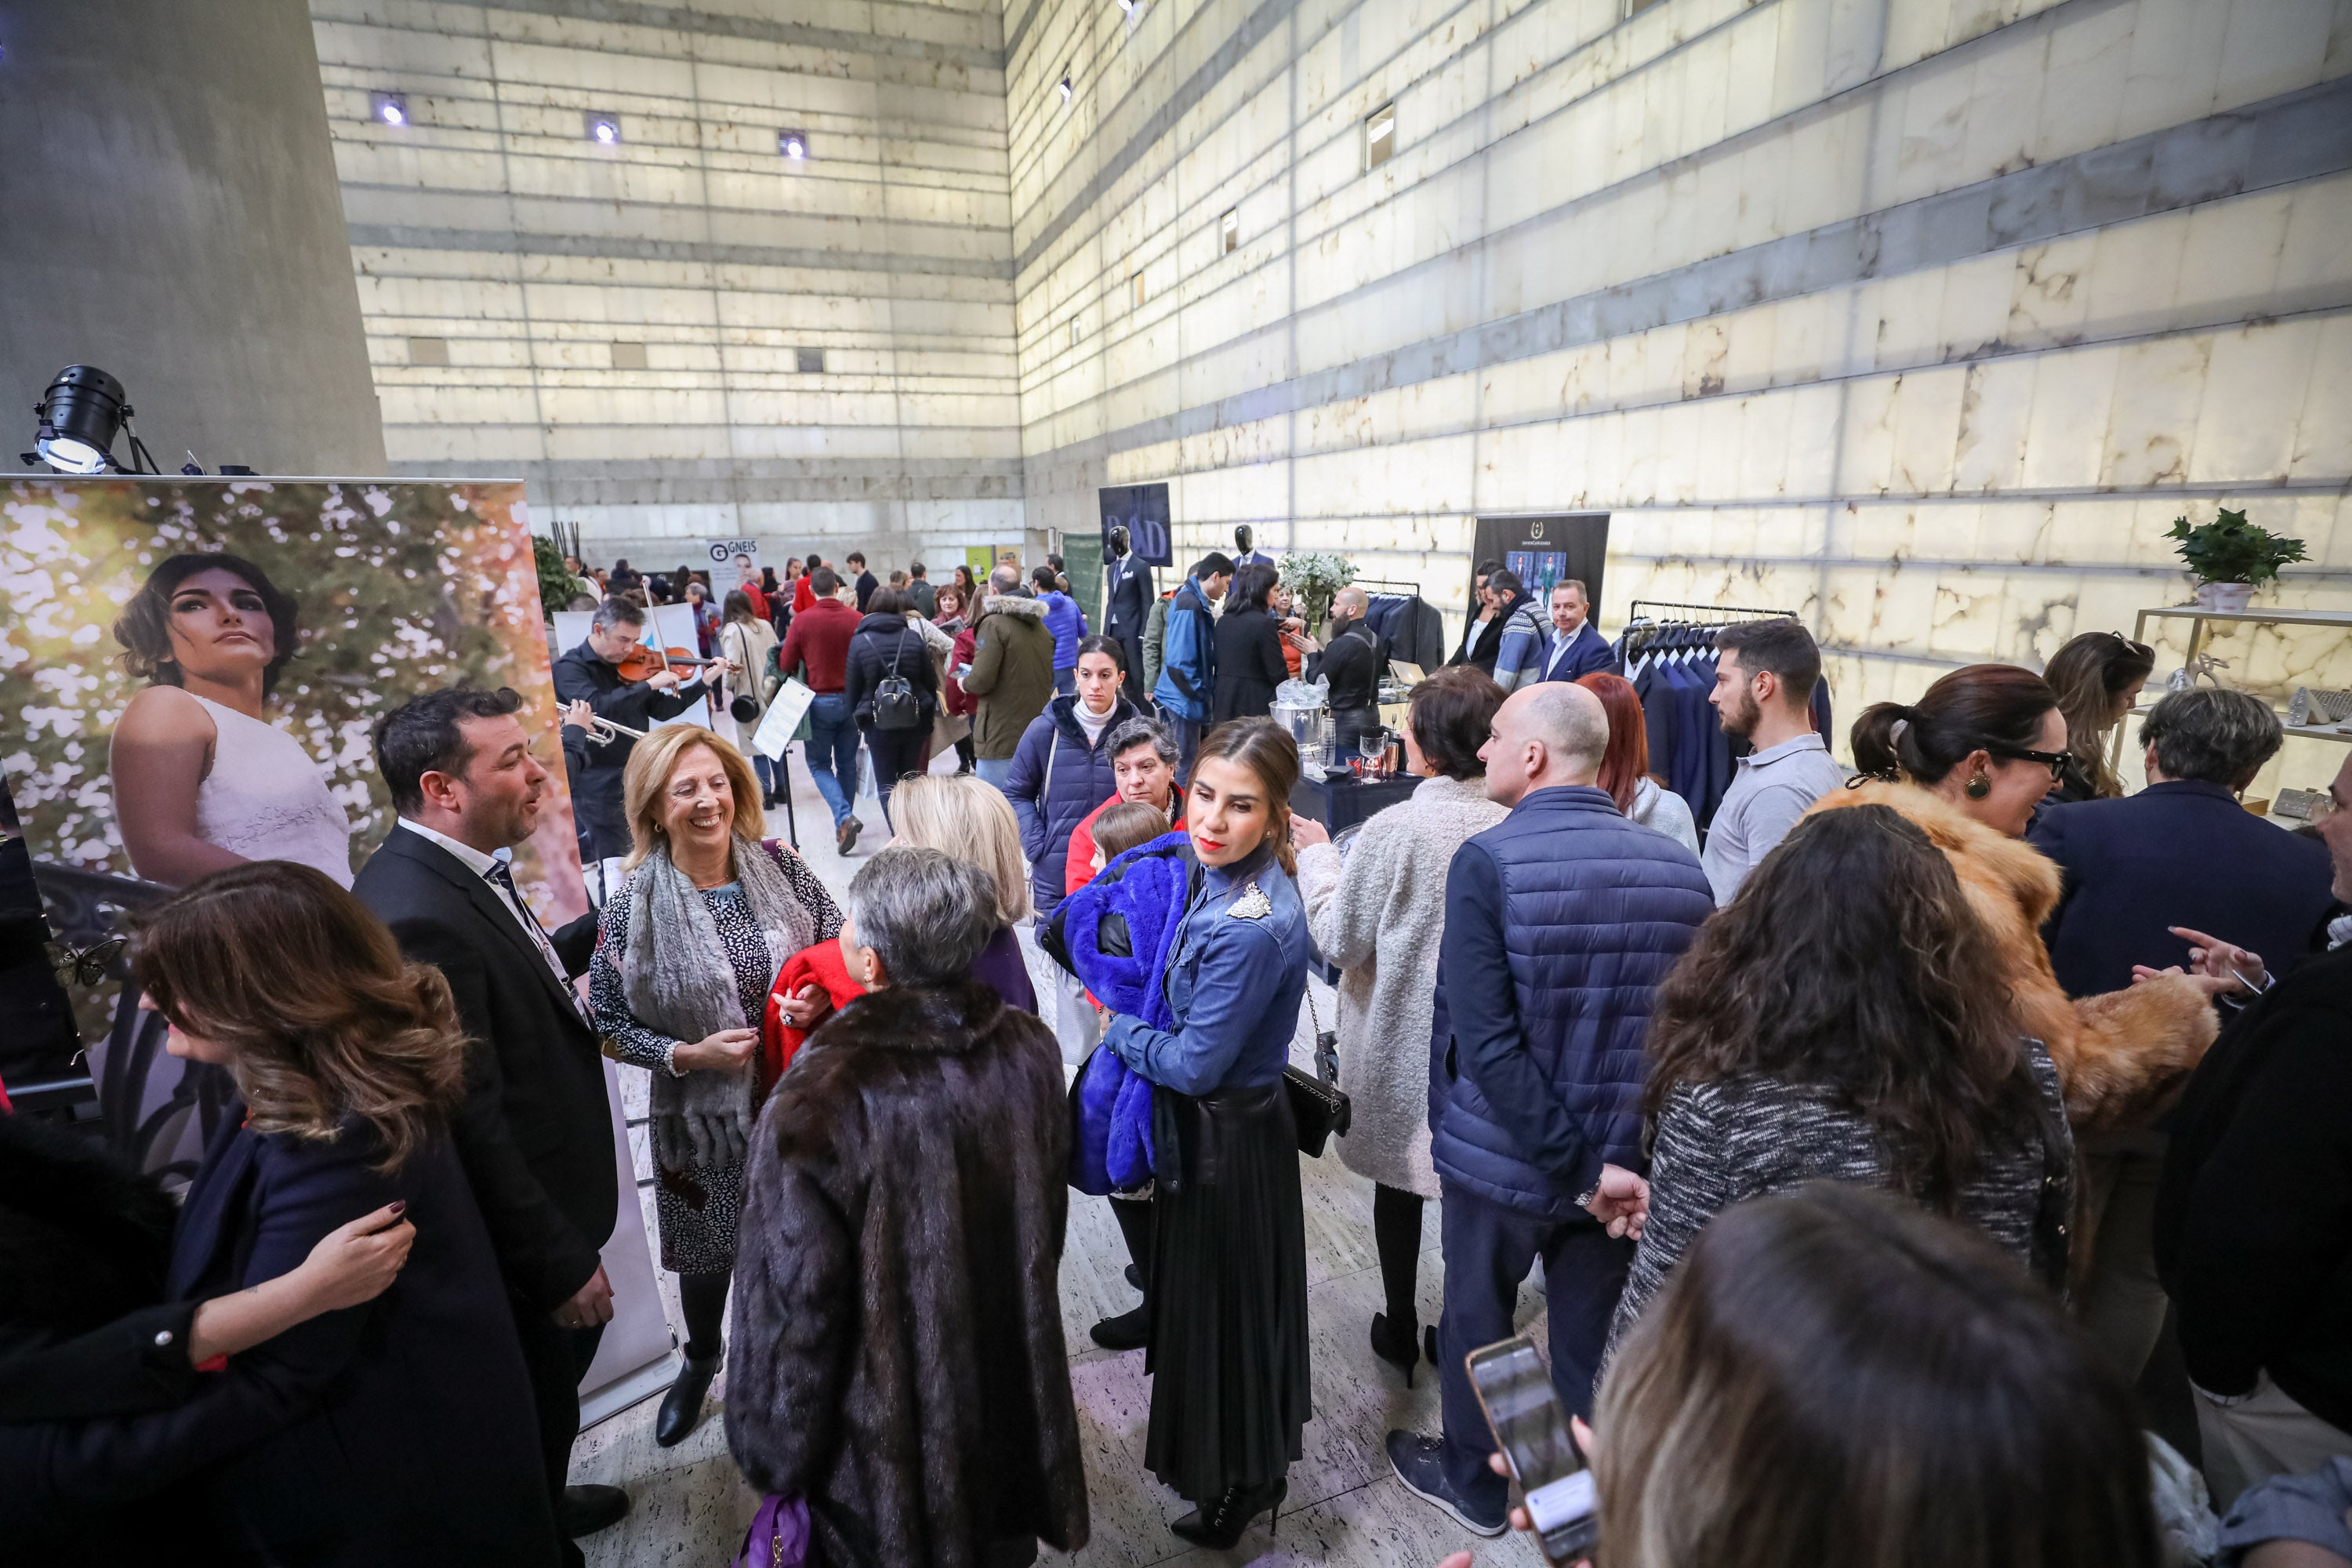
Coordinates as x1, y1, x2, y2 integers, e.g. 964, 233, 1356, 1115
3, 533, 2347, 1568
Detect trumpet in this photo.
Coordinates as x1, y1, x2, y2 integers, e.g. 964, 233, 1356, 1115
581, 714, 648, 747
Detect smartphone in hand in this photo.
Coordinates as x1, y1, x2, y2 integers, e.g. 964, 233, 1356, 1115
1467, 1336, 1599, 1563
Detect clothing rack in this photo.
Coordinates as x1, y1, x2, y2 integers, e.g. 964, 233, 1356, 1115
1626, 599, 1796, 624
1350, 575, 1424, 597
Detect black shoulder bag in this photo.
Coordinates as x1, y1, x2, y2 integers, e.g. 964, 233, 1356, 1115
1284, 982, 1350, 1156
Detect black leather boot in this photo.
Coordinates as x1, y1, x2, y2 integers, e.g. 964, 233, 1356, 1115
655, 1351, 720, 1447
1171, 1477, 1287, 1548
1370, 1312, 1421, 1387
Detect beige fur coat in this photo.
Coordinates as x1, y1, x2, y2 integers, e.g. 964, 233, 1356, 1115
1809, 782, 2216, 1137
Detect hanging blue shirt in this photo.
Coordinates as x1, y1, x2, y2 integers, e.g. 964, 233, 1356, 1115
1103, 841, 1310, 1095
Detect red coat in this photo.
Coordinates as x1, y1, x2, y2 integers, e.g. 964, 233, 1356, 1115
760, 940, 867, 1091
944, 623, 981, 719
793, 574, 818, 615
1064, 790, 1185, 897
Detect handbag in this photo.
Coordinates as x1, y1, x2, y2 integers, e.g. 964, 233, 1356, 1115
1283, 981, 1350, 1156
725, 625, 765, 724
732, 1494, 809, 1568
871, 630, 922, 731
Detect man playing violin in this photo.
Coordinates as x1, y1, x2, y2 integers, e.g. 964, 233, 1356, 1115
554, 597, 738, 862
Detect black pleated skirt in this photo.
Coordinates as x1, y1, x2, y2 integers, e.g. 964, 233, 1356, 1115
1144, 1081, 1312, 1503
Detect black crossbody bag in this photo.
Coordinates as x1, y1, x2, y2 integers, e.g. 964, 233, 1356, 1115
1285, 982, 1350, 1156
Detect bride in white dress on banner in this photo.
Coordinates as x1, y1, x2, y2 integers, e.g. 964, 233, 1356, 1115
109, 553, 353, 887
103, 553, 354, 1172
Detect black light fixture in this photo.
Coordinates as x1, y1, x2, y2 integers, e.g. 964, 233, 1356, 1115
30, 365, 155, 474
778, 129, 808, 160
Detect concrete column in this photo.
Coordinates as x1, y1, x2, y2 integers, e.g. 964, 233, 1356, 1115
0, 0, 385, 474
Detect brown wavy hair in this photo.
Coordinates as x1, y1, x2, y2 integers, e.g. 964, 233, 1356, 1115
1642, 804, 2047, 1211
1596, 1184, 2159, 1568
129, 862, 466, 1173
2043, 632, 2154, 799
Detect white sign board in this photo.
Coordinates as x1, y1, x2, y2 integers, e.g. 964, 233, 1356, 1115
704, 538, 760, 571
752, 677, 817, 760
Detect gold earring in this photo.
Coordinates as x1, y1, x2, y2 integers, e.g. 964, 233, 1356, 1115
1965, 772, 1991, 800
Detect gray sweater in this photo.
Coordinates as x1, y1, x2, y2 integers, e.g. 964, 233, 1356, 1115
1610, 1040, 2072, 1354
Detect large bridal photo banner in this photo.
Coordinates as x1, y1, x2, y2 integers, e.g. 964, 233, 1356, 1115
0, 476, 678, 1421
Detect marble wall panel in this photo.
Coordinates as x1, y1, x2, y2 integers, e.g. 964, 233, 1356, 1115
315, 0, 1028, 560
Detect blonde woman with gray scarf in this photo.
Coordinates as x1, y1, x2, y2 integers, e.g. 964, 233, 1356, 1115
589, 724, 840, 1448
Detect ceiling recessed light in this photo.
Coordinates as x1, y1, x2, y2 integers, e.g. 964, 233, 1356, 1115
1058, 75, 1073, 103
371, 91, 408, 127
586, 111, 621, 145
778, 129, 808, 160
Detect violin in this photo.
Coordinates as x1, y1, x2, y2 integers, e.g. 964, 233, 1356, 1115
612, 644, 720, 684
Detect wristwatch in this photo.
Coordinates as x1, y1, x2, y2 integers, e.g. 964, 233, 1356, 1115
1574, 1178, 1601, 1210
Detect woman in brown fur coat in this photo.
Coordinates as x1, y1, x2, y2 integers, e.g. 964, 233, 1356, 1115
1813, 664, 2225, 1137
727, 848, 1087, 1567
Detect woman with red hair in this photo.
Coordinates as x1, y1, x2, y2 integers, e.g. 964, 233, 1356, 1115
1577, 672, 1698, 854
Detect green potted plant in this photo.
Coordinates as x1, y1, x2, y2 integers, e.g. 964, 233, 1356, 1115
1277, 550, 1356, 631
2166, 506, 2307, 613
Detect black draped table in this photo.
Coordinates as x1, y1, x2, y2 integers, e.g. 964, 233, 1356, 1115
1289, 770, 1418, 834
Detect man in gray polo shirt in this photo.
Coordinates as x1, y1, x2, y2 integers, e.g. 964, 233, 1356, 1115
1701, 618, 1847, 905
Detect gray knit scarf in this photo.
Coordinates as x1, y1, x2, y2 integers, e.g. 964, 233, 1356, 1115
622, 835, 816, 1169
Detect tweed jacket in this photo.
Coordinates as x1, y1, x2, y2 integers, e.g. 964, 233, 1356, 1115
1294, 773, 1509, 1197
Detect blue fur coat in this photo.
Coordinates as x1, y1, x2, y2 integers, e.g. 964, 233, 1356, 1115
1052, 832, 1191, 1192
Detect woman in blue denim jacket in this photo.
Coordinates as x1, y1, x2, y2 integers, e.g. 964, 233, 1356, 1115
1100, 717, 1312, 1550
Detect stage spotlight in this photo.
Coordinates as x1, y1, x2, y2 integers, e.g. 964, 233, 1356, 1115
33, 365, 131, 474
371, 91, 408, 126
779, 129, 808, 160
586, 111, 621, 144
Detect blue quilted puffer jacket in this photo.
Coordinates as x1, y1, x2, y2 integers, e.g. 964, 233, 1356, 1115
1429, 786, 1714, 1220
1001, 693, 1142, 913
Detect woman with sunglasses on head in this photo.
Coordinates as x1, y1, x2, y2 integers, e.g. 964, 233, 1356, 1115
2043, 631, 2158, 803
1809, 665, 2223, 1147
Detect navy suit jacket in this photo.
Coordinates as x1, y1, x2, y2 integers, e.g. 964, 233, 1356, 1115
2031, 779, 2336, 998
1537, 621, 1613, 684
15, 1111, 557, 1566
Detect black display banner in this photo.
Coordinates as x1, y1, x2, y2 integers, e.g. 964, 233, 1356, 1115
1099, 482, 1174, 567
1469, 514, 1610, 613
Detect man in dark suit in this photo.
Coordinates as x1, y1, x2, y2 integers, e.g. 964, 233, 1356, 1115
2031, 686, 2336, 1392
354, 686, 629, 1563
552, 597, 717, 863
2034, 688, 2335, 995
1102, 524, 1156, 707
1535, 579, 1613, 684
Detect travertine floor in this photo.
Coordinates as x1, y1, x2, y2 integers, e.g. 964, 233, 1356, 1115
575, 742, 1552, 1566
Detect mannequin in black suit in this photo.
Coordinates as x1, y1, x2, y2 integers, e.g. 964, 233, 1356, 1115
1102, 524, 1156, 707
353, 688, 628, 1563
